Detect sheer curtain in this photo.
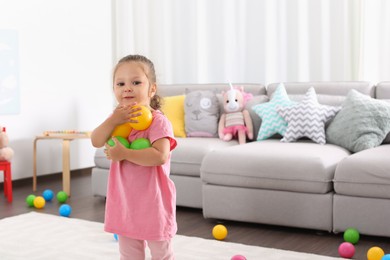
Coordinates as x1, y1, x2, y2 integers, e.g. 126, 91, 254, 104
359, 0, 390, 83
113, 0, 386, 85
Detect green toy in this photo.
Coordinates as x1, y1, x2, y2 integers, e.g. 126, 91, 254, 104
56, 191, 68, 203
107, 136, 130, 148
130, 138, 151, 150
26, 194, 36, 207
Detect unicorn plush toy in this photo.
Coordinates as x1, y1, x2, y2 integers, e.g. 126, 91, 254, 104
218, 83, 254, 144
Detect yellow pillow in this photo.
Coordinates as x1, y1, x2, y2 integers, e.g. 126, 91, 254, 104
161, 95, 186, 138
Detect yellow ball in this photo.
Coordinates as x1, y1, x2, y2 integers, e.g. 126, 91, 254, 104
33, 196, 46, 209
367, 247, 385, 260
129, 106, 153, 130
112, 123, 132, 138
212, 224, 228, 240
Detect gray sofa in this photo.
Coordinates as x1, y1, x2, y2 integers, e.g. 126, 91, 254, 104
92, 81, 390, 238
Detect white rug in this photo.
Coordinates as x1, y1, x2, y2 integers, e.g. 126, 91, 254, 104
0, 212, 341, 260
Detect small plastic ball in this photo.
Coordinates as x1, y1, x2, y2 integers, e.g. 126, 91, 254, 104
129, 106, 153, 130
59, 204, 72, 217
212, 224, 228, 240
231, 255, 247, 260
107, 136, 130, 148
367, 246, 385, 260
382, 254, 390, 260
130, 138, 151, 150
114, 233, 118, 241
112, 123, 132, 138
33, 196, 46, 209
42, 189, 54, 201
57, 191, 68, 203
26, 194, 36, 207
338, 242, 355, 259
343, 228, 360, 244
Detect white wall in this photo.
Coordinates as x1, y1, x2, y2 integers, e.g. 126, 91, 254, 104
0, 0, 114, 181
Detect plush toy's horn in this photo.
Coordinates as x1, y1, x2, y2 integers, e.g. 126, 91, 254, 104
226, 83, 239, 112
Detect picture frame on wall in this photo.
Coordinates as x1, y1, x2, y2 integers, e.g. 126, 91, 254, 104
0, 29, 20, 115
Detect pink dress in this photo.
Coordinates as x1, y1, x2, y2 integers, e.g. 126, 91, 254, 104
104, 110, 177, 241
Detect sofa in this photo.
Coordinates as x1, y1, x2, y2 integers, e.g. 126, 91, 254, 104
92, 81, 390, 238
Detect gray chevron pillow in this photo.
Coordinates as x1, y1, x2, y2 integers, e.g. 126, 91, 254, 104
277, 87, 340, 144
326, 89, 390, 153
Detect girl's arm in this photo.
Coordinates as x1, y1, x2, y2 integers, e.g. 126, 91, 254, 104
106, 137, 171, 166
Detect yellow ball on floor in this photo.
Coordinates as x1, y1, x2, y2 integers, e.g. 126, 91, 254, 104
212, 224, 228, 240
33, 196, 46, 209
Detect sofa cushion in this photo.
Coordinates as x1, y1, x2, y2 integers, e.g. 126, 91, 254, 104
334, 144, 390, 199
277, 87, 340, 144
94, 147, 110, 169
326, 90, 390, 153
184, 90, 220, 137
252, 83, 295, 141
201, 139, 350, 194
161, 95, 186, 138
171, 137, 238, 177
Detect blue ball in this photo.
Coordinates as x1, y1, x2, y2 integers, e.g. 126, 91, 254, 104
42, 189, 54, 201
382, 254, 390, 260
59, 204, 72, 217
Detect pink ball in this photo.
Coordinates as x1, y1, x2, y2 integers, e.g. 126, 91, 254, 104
231, 255, 247, 260
338, 242, 355, 259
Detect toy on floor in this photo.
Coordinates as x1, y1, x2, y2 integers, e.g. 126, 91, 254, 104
338, 242, 355, 258
367, 246, 385, 260
231, 255, 247, 260
33, 196, 46, 209
42, 189, 54, 201
26, 194, 36, 207
56, 191, 68, 203
0, 126, 14, 161
218, 84, 254, 145
382, 254, 390, 260
343, 227, 360, 244
212, 224, 228, 240
59, 204, 72, 217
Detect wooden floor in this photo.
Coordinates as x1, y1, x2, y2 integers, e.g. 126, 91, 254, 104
1, 168, 390, 259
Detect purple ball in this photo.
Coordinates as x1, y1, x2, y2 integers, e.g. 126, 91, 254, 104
338, 242, 355, 258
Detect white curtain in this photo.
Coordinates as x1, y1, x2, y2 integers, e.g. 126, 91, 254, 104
113, 0, 389, 85
360, 0, 390, 83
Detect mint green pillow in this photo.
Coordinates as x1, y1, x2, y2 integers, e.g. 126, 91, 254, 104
326, 90, 390, 153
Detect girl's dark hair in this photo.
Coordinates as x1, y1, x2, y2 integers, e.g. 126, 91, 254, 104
114, 54, 162, 110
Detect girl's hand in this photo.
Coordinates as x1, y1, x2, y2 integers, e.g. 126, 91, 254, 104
104, 138, 128, 161
111, 103, 142, 125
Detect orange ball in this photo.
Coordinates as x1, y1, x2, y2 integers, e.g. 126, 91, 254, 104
367, 247, 385, 260
212, 224, 228, 240
129, 106, 152, 130
33, 196, 46, 209
112, 123, 132, 138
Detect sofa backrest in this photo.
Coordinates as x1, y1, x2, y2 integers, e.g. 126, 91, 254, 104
158, 83, 266, 97
375, 82, 390, 143
267, 81, 375, 106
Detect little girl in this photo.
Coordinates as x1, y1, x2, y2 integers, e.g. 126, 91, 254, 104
91, 55, 177, 260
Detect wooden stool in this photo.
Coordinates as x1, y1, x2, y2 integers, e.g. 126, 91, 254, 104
0, 161, 12, 203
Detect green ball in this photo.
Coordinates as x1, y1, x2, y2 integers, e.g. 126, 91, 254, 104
343, 228, 360, 244
26, 194, 36, 207
130, 138, 151, 150
56, 191, 68, 203
107, 136, 130, 148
